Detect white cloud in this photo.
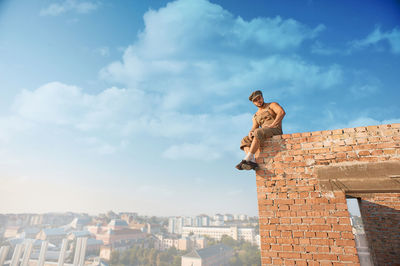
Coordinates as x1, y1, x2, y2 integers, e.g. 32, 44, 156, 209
350, 26, 400, 54
311, 41, 349, 55
6, 80, 250, 157
40, 0, 100, 16
100, 0, 335, 104
6, 0, 347, 160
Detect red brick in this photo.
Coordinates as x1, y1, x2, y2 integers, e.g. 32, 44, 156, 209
313, 254, 338, 260
293, 231, 304, 237
270, 230, 281, 237
305, 231, 316, 238
284, 259, 295, 265
310, 238, 331, 245
279, 252, 301, 259
317, 246, 330, 253
310, 225, 331, 231
343, 247, 358, 254
338, 217, 351, 224
320, 261, 333, 266
261, 257, 272, 264
299, 238, 310, 245
341, 232, 355, 239
306, 259, 318, 265
336, 239, 356, 247
262, 237, 277, 244
332, 224, 352, 231
330, 246, 343, 253
383, 149, 396, 154
338, 255, 359, 262
272, 258, 284, 265
261, 251, 278, 257
296, 260, 308, 266
270, 244, 283, 251
316, 232, 328, 238
282, 245, 293, 251
357, 150, 371, 156
275, 199, 295, 205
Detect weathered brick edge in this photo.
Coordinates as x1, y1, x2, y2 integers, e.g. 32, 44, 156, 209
255, 123, 400, 265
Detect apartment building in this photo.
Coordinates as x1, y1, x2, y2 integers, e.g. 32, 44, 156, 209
181, 226, 256, 244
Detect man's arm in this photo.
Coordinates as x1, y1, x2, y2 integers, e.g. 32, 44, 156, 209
266, 102, 285, 128
248, 116, 259, 138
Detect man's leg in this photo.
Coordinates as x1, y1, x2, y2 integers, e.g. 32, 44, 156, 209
237, 135, 259, 170
249, 136, 260, 155
243, 136, 259, 163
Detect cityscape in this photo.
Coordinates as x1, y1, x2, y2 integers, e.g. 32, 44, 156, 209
0, 212, 261, 265
1, 0, 399, 265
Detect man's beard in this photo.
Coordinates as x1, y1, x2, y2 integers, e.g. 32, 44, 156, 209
255, 101, 264, 108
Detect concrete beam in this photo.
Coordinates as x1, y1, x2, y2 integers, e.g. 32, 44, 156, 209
317, 161, 400, 193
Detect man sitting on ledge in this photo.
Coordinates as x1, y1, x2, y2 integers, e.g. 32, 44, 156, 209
236, 90, 286, 171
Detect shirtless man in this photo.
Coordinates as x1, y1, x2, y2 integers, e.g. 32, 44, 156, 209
236, 90, 286, 170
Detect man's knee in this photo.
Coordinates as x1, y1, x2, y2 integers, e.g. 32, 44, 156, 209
254, 128, 264, 140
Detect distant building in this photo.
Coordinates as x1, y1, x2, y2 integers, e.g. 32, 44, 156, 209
17, 227, 40, 239
182, 226, 256, 244
181, 244, 233, 266
3, 226, 22, 238
69, 217, 91, 230
108, 219, 129, 230
29, 215, 44, 225
238, 214, 248, 221
168, 217, 184, 234
146, 223, 162, 234
88, 219, 146, 247
223, 214, 234, 222
211, 214, 224, 226
120, 212, 138, 224
194, 215, 210, 227
67, 230, 92, 241
213, 214, 223, 222
106, 211, 118, 219
36, 228, 67, 246
184, 217, 194, 227
129, 222, 147, 232
86, 238, 104, 254
155, 235, 207, 251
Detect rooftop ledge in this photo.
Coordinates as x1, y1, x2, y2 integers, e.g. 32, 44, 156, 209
267, 123, 400, 141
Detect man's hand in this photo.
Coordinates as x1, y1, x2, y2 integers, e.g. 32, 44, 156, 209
248, 131, 254, 138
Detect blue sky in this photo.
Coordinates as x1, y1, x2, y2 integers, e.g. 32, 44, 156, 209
0, 0, 399, 216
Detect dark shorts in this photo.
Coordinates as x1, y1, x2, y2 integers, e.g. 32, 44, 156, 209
240, 127, 282, 150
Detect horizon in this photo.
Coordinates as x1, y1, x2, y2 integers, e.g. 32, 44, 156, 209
1, 0, 399, 216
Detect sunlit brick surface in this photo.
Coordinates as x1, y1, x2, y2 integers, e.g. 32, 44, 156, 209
256, 123, 400, 265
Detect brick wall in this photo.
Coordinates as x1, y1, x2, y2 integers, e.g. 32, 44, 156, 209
358, 194, 400, 265
256, 123, 400, 265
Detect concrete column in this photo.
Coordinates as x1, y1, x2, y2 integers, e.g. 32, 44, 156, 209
0, 246, 10, 265
73, 237, 82, 265
78, 237, 88, 266
37, 241, 48, 266
10, 243, 24, 266
57, 238, 68, 266
21, 240, 34, 266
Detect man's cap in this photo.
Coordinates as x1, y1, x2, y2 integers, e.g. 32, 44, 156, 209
249, 90, 263, 101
